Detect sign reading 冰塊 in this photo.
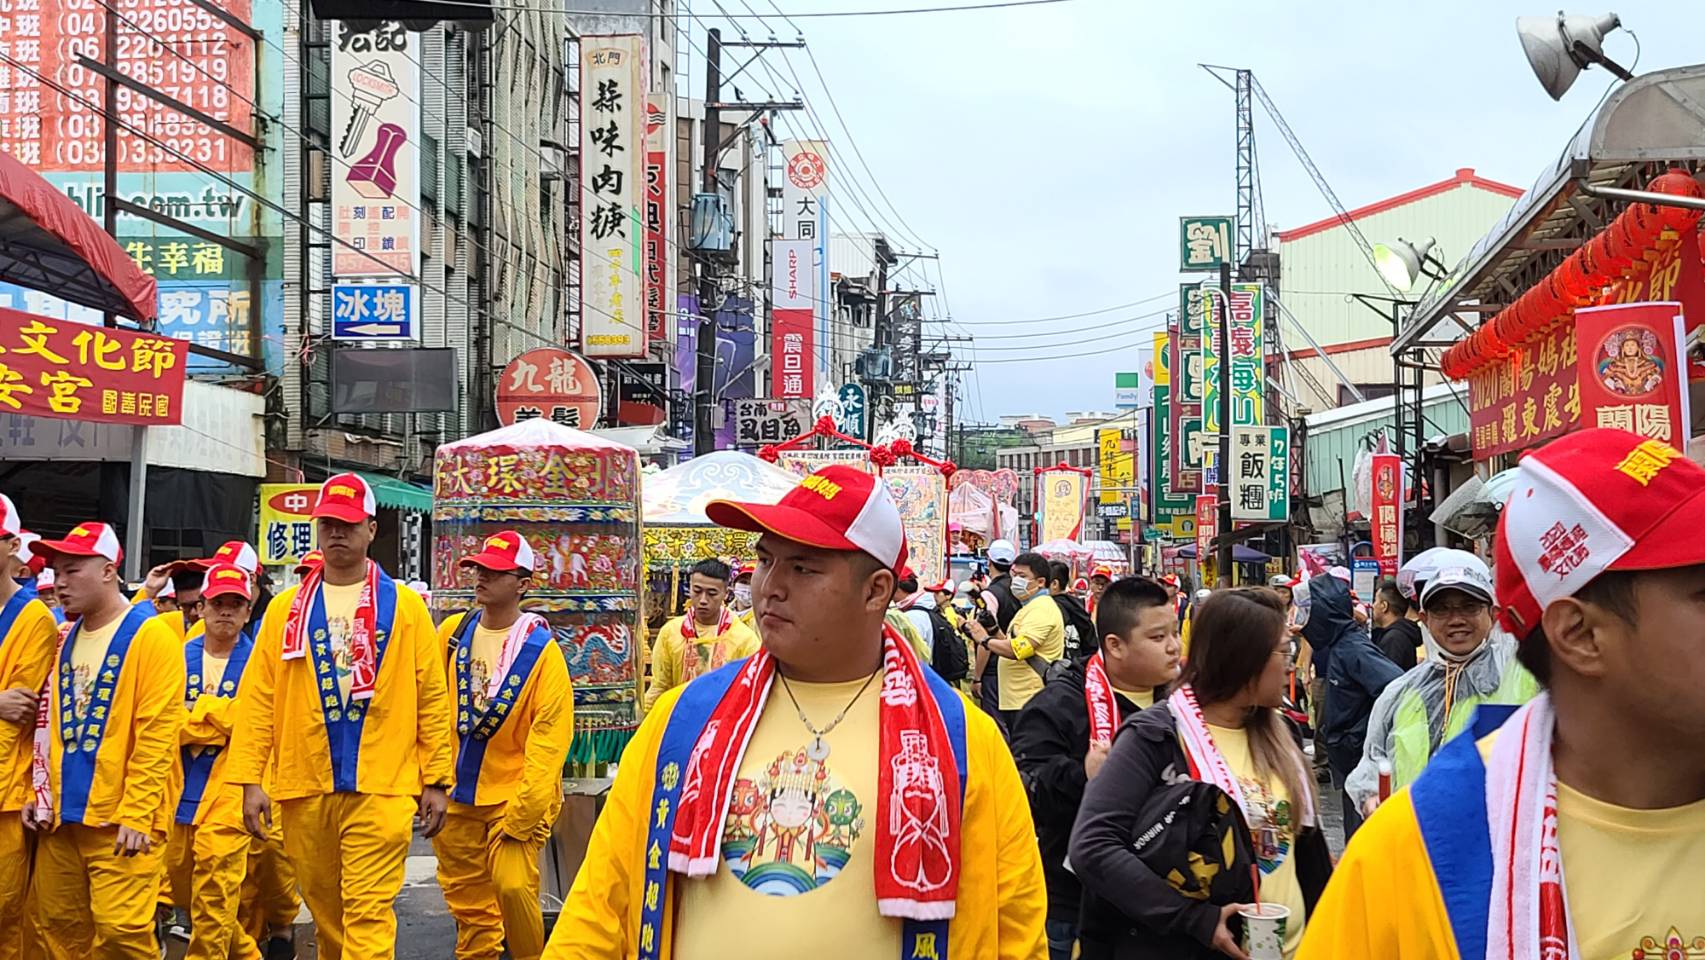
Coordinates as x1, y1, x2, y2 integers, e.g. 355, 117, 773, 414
331, 283, 416, 340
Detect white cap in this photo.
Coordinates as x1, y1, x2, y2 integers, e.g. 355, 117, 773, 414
17, 530, 39, 563
988, 539, 1017, 565
1420, 554, 1495, 608
36, 568, 54, 588
0, 494, 18, 539
158, 579, 176, 599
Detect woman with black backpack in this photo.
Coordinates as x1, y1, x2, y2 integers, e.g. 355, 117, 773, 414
1069, 587, 1332, 960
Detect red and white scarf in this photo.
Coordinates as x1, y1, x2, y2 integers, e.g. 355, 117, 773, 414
1083, 652, 1120, 748
1168, 684, 1315, 829
486, 612, 548, 701
667, 624, 962, 920
1485, 694, 1575, 960
282, 562, 382, 701
679, 607, 735, 677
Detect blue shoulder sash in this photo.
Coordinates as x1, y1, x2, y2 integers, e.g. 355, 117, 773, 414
175, 632, 255, 824
57, 603, 151, 824
450, 610, 553, 804
304, 569, 398, 793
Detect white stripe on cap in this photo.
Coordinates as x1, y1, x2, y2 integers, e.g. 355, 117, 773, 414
845, 475, 906, 570
512, 535, 536, 571
223, 541, 259, 574
1504, 455, 1634, 614
0, 494, 17, 538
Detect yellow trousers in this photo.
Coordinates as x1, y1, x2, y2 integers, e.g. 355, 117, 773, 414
165, 821, 261, 960
35, 822, 166, 960
279, 793, 415, 960
432, 802, 548, 960
0, 813, 40, 960
238, 807, 298, 945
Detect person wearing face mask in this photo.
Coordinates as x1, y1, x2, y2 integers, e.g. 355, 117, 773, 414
966, 552, 1065, 729
729, 567, 755, 627
1344, 553, 1539, 818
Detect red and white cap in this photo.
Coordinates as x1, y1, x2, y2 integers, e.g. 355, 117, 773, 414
294, 550, 324, 577
211, 540, 259, 575
35, 522, 123, 566
0, 494, 19, 539
929, 578, 955, 594
313, 473, 376, 523
1495, 428, 1705, 635
706, 465, 909, 573
201, 562, 254, 602
1072, 577, 1091, 592
1091, 565, 1114, 580
36, 568, 55, 589
459, 530, 536, 574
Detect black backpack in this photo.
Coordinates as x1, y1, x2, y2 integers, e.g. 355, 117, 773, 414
926, 606, 968, 682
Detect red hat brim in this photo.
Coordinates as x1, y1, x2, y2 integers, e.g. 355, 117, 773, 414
706, 499, 866, 559
33, 538, 117, 565
202, 580, 253, 602
312, 501, 369, 523
458, 550, 528, 573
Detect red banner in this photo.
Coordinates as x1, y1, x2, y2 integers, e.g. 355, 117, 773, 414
1194, 494, 1217, 564
1573, 301, 1689, 449
0, 308, 188, 425
1369, 453, 1401, 577
644, 94, 669, 344
771, 238, 814, 400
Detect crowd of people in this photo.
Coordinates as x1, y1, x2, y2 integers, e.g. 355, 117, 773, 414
1, 426, 1700, 960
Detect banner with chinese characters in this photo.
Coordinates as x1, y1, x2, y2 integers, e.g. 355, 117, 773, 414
1467, 322, 1580, 459
1098, 427, 1132, 506
644, 93, 670, 344
885, 465, 948, 590
1573, 301, 1689, 449
578, 34, 646, 358
495, 348, 601, 428
733, 398, 809, 447
1179, 216, 1232, 272
775, 448, 873, 480
331, 23, 421, 279
771, 239, 815, 399
1230, 425, 1290, 523
1171, 297, 1205, 494
1369, 452, 1402, 577
1194, 494, 1218, 583
1037, 468, 1088, 544
258, 484, 320, 566
0, 307, 187, 425
1201, 283, 1264, 436
781, 139, 829, 378
1150, 331, 1194, 538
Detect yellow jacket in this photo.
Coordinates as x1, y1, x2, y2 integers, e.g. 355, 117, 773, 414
227, 578, 456, 799
546, 682, 1048, 959
641, 615, 760, 713
0, 591, 58, 811
46, 607, 184, 837
436, 611, 575, 838
167, 633, 259, 831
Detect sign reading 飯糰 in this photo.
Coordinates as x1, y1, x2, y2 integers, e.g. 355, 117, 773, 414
331, 283, 417, 340
1179, 216, 1232, 272
1230, 425, 1289, 523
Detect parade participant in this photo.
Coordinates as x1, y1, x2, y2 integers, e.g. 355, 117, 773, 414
196, 542, 269, 638
227, 473, 455, 960
1301, 572, 1401, 840
434, 532, 573, 960
1298, 428, 1705, 959
894, 569, 937, 657
1047, 562, 1095, 660
294, 550, 324, 580
971, 539, 1020, 719
33, 569, 63, 623
1344, 556, 1538, 817
729, 565, 755, 628
1369, 581, 1420, 671
1161, 574, 1184, 621
931, 580, 961, 631
1071, 587, 1331, 960
0, 499, 60, 960
642, 558, 759, 712
548, 465, 1048, 958
1179, 587, 1212, 660
1087, 566, 1113, 616
164, 563, 262, 960
25, 522, 184, 959
152, 578, 179, 617
967, 551, 1065, 728
1011, 577, 1181, 960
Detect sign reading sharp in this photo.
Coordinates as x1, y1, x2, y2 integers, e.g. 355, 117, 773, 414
332, 283, 418, 340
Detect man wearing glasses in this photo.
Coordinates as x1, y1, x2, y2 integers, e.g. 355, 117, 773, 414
1345, 554, 1539, 817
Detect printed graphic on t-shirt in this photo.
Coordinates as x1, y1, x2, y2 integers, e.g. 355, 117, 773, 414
720, 746, 865, 896
329, 612, 355, 699
71, 664, 94, 722
1236, 772, 1295, 874
1631, 927, 1704, 959
468, 655, 493, 715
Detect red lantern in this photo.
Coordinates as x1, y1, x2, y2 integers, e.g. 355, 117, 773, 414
1555, 251, 1593, 302
1646, 169, 1705, 231
1591, 229, 1632, 276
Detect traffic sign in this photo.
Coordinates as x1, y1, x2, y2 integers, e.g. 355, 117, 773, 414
332, 283, 417, 340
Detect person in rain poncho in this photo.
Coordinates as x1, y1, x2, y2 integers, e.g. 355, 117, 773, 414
1344, 552, 1540, 816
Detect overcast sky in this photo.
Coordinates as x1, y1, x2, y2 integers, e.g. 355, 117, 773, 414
685, 0, 1694, 421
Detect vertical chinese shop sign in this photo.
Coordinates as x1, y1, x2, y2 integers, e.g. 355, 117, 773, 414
644, 93, 669, 344
1369, 452, 1402, 577
1573, 301, 1689, 449
771, 239, 814, 399
579, 35, 646, 358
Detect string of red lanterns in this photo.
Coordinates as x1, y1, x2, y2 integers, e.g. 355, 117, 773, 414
1440, 169, 1705, 381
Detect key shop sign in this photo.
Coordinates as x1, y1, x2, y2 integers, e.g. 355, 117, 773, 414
495, 348, 602, 428
0, 308, 187, 426
259, 483, 320, 566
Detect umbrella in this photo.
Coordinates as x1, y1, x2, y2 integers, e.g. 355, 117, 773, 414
1430, 467, 1519, 540
1176, 544, 1272, 564
1034, 538, 1095, 560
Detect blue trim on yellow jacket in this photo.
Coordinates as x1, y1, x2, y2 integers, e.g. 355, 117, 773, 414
1409, 703, 1521, 960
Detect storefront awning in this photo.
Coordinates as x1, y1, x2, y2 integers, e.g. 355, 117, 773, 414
0, 149, 158, 324
356, 471, 433, 513
1396, 63, 1705, 354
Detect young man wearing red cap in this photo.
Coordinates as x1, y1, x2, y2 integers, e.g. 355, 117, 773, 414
642, 557, 759, 713
548, 465, 1046, 959
432, 531, 573, 960
228, 474, 455, 960
1086, 566, 1113, 617
25, 522, 184, 959
1298, 428, 1705, 959
0, 499, 60, 960
164, 563, 263, 960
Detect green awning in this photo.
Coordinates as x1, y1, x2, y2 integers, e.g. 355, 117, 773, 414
356, 472, 433, 513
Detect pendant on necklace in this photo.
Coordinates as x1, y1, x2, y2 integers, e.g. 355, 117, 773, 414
806, 736, 830, 762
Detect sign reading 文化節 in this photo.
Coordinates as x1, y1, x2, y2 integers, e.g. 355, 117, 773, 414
0, 307, 188, 426
331, 22, 422, 279
579, 34, 646, 358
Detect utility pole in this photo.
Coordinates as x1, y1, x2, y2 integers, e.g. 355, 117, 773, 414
1216, 260, 1234, 581
694, 28, 724, 457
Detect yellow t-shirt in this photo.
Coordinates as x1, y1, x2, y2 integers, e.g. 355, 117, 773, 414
468, 624, 507, 715
1114, 686, 1155, 710
675, 672, 895, 960
1207, 722, 1307, 959
69, 616, 123, 725
322, 581, 363, 704
200, 653, 229, 696
1556, 781, 1705, 959
998, 595, 1064, 711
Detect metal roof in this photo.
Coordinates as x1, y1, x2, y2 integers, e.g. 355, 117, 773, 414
1395, 63, 1705, 355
